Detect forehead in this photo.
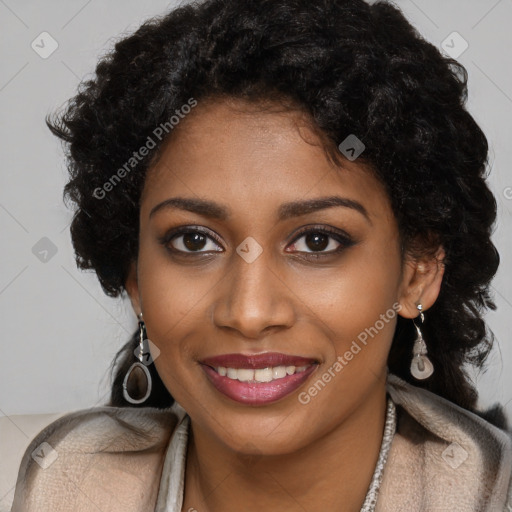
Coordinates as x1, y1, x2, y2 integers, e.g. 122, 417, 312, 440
140, 98, 393, 224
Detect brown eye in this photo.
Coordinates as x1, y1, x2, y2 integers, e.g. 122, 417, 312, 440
287, 227, 355, 255
303, 232, 330, 252
181, 232, 208, 251
162, 228, 223, 254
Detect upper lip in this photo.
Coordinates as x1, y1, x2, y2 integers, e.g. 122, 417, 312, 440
200, 352, 318, 369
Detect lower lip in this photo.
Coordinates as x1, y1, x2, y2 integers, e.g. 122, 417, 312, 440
201, 364, 318, 405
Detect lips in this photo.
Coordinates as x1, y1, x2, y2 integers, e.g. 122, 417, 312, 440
199, 352, 319, 405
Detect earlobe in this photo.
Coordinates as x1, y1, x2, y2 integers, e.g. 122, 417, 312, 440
125, 260, 142, 316
398, 246, 445, 318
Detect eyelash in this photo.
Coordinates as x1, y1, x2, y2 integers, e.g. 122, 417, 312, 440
159, 225, 356, 260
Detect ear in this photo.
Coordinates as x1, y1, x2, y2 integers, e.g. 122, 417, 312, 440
397, 245, 445, 319
125, 260, 142, 317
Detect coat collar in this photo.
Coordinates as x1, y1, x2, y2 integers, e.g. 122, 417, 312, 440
11, 374, 512, 511
378, 373, 512, 511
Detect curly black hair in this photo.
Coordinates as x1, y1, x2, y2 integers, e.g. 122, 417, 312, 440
47, 0, 503, 424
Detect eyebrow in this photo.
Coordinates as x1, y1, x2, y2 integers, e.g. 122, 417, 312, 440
149, 195, 371, 224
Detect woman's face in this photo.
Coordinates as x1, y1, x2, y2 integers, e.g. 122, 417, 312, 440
127, 98, 434, 455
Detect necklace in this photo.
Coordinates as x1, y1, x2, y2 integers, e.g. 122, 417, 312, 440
359, 396, 397, 512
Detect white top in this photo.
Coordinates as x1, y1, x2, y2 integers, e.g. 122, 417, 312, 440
155, 396, 397, 511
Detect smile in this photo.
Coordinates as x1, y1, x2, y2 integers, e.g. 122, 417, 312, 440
200, 352, 319, 405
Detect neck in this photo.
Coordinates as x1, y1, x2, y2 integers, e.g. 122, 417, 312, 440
182, 383, 389, 512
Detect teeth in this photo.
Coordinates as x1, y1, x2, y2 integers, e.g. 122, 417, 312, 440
216, 365, 310, 382
237, 369, 254, 382
272, 366, 287, 379
254, 368, 273, 382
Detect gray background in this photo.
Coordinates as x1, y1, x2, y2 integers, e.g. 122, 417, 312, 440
1, 0, 511, 418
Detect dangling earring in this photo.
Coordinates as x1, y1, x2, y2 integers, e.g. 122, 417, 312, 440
410, 304, 434, 380
122, 312, 153, 404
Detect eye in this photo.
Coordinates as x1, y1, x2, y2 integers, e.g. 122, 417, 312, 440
286, 226, 355, 256
162, 227, 223, 254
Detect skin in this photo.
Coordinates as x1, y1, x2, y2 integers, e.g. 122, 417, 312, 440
125, 98, 445, 511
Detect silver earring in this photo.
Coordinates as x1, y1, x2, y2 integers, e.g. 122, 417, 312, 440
122, 312, 153, 404
410, 304, 434, 380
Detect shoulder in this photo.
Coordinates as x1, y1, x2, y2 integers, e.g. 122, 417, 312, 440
11, 404, 182, 512
380, 373, 512, 511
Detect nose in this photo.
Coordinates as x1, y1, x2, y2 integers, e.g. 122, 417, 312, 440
212, 250, 296, 340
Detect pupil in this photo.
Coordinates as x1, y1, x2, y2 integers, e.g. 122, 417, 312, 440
306, 233, 328, 251
184, 233, 206, 251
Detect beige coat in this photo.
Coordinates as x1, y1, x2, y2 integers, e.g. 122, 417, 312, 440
11, 374, 512, 511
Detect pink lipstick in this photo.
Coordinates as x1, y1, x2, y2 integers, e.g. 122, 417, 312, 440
200, 352, 319, 405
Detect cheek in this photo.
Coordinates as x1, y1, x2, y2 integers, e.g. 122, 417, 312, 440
135, 244, 210, 383
310, 237, 403, 382
312, 238, 402, 333
137, 235, 214, 326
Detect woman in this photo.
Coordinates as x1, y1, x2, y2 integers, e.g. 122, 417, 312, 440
11, 0, 512, 510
